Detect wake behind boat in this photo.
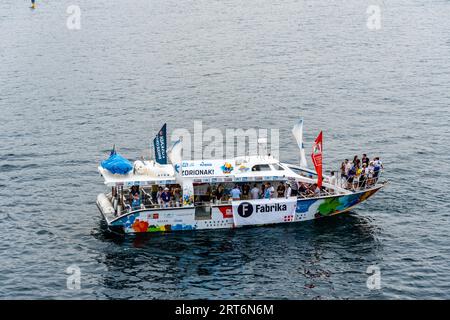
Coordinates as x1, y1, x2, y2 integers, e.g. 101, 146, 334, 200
96, 121, 386, 234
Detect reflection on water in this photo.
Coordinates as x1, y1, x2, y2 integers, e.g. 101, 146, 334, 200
92, 213, 381, 299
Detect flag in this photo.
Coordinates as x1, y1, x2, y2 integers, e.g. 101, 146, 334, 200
168, 138, 183, 182
153, 124, 167, 164
311, 131, 323, 188
292, 119, 308, 167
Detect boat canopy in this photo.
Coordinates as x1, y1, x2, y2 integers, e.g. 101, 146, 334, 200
98, 166, 177, 187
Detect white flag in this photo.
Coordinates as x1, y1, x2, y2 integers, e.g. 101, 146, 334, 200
168, 139, 183, 182
292, 118, 308, 167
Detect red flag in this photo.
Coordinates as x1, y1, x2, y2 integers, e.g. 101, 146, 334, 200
311, 131, 323, 188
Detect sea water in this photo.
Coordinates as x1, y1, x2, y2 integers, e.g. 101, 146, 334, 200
0, 0, 449, 299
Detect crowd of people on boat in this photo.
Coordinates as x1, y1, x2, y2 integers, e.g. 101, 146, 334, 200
331, 154, 383, 190
125, 180, 327, 210
223, 182, 290, 201
202, 181, 324, 202
127, 184, 182, 209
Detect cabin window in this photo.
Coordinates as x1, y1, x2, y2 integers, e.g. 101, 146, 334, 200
251, 164, 271, 171
271, 164, 285, 171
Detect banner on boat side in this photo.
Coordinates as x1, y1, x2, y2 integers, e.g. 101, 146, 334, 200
181, 160, 236, 177
153, 123, 167, 165
232, 197, 297, 226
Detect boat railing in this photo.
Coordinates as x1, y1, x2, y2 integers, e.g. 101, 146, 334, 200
332, 169, 385, 192
297, 187, 336, 198
110, 193, 187, 216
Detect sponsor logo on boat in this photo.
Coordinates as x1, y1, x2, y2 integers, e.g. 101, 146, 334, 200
237, 202, 253, 218
221, 162, 233, 174
180, 160, 236, 177
238, 165, 249, 172
233, 198, 298, 226
182, 169, 215, 176
255, 203, 287, 213
237, 202, 288, 218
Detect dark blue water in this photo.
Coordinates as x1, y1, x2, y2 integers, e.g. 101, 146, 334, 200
1, 0, 449, 299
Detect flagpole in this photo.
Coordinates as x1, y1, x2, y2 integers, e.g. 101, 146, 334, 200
150, 123, 154, 161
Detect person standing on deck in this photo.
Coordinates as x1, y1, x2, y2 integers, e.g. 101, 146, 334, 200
131, 193, 141, 210
367, 162, 375, 186
276, 183, 285, 198
250, 184, 260, 200
260, 184, 266, 199
173, 186, 181, 207
128, 186, 139, 204
150, 185, 158, 204
156, 186, 163, 207
242, 184, 250, 200
290, 180, 299, 196
215, 184, 225, 203
359, 164, 368, 188
31, 0, 36, 9
269, 183, 275, 198
340, 161, 346, 187
284, 182, 292, 198
329, 171, 337, 186
362, 154, 370, 166
354, 163, 362, 189
347, 164, 356, 189
161, 187, 171, 208
373, 157, 383, 169
373, 157, 383, 183
298, 182, 308, 195
230, 185, 241, 201
264, 182, 275, 199
344, 159, 352, 176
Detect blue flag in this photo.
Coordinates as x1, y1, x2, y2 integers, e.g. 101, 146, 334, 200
153, 124, 167, 164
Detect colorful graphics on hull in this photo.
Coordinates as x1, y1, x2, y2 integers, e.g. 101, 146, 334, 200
183, 194, 194, 206
132, 219, 149, 232
296, 188, 380, 218
112, 212, 196, 233
218, 206, 233, 218
296, 199, 317, 213
110, 187, 381, 233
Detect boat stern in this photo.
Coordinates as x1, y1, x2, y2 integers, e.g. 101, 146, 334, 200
96, 193, 117, 224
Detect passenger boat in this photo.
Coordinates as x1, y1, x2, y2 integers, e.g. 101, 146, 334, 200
96, 122, 386, 234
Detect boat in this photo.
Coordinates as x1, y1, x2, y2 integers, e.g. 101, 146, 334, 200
96, 122, 386, 234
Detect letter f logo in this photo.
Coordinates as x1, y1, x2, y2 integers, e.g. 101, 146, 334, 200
238, 202, 253, 217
